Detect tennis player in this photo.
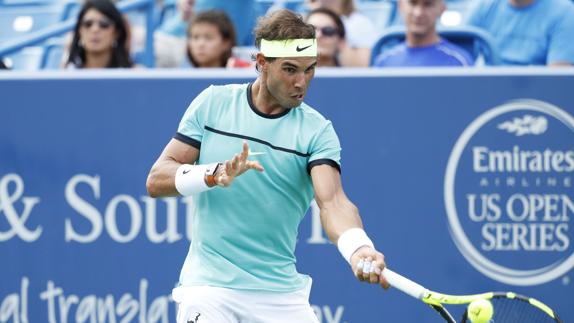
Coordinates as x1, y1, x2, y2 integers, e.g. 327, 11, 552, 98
146, 9, 388, 323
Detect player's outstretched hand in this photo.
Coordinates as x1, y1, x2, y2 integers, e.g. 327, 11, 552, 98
216, 141, 264, 187
351, 246, 390, 289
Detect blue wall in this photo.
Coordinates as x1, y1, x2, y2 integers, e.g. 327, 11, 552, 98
1, 70, 573, 322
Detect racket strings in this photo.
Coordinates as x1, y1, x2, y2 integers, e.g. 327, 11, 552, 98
485, 297, 557, 323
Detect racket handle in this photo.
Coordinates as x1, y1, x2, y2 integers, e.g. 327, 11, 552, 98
382, 268, 428, 300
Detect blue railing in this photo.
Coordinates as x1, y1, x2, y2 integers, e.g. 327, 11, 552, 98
0, 0, 155, 67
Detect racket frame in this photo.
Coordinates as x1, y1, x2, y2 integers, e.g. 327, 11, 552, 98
382, 268, 562, 323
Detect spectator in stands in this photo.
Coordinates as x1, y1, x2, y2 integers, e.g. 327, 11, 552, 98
159, 0, 195, 38
194, 0, 257, 46
305, 8, 347, 67
373, 0, 473, 67
153, 0, 194, 67
66, 0, 133, 68
466, 0, 574, 66
306, 0, 378, 66
184, 10, 250, 68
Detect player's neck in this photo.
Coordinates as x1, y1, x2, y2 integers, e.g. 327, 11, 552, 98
251, 79, 288, 115
406, 32, 440, 48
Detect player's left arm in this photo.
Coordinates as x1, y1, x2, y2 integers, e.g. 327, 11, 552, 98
311, 164, 389, 288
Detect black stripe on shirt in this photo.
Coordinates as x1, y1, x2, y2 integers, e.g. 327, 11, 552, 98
307, 158, 341, 175
204, 125, 310, 157
174, 132, 201, 149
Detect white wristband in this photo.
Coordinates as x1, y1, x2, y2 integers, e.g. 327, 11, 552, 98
175, 164, 212, 196
337, 228, 374, 264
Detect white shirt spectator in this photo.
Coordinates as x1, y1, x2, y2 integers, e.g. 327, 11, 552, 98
342, 12, 379, 48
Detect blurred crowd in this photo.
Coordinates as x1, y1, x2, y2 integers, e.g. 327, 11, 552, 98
1, 0, 573, 70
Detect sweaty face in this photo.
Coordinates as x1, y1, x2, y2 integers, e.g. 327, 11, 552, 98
401, 0, 445, 38
265, 57, 317, 109
306, 13, 341, 62
188, 22, 230, 67
79, 9, 118, 54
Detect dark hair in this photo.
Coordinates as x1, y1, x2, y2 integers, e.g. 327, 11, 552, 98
186, 10, 237, 68
67, 0, 132, 68
306, 7, 346, 39
254, 9, 316, 49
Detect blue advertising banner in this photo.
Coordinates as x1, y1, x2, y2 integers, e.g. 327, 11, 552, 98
1, 69, 573, 323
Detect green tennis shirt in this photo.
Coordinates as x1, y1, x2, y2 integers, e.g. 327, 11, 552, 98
175, 83, 341, 292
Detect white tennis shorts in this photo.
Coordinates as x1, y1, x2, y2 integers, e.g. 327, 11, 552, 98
172, 280, 319, 323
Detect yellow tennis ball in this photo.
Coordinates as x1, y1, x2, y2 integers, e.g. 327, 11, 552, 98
467, 299, 493, 323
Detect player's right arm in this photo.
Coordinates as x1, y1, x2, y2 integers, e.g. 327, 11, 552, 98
146, 139, 200, 197
146, 140, 264, 197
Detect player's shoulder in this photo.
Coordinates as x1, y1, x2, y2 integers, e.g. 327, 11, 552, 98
197, 83, 249, 110
297, 103, 332, 127
206, 83, 249, 99
189, 83, 248, 116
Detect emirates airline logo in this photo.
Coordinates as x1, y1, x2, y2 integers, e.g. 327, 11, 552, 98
445, 100, 574, 286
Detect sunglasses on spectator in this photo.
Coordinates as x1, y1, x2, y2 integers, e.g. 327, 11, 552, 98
81, 19, 113, 29
315, 26, 339, 37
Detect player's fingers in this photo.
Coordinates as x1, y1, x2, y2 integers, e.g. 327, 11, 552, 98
379, 268, 390, 289
362, 257, 373, 281
355, 258, 365, 281
231, 154, 240, 173
355, 258, 366, 281
241, 141, 249, 160
374, 253, 385, 275
239, 155, 248, 170
376, 256, 390, 289
369, 260, 380, 283
380, 275, 390, 289
225, 160, 234, 178
238, 157, 248, 175
218, 174, 230, 187
246, 161, 265, 172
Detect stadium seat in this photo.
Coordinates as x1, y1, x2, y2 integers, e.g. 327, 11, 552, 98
40, 38, 65, 69
157, 1, 177, 28
369, 25, 501, 66
0, 4, 67, 42
59, 1, 80, 21
0, 0, 59, 6
356, 0, 397, 31
3, 46, 43, 70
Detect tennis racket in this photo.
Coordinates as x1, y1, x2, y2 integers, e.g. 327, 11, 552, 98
382, 268, 562, 322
